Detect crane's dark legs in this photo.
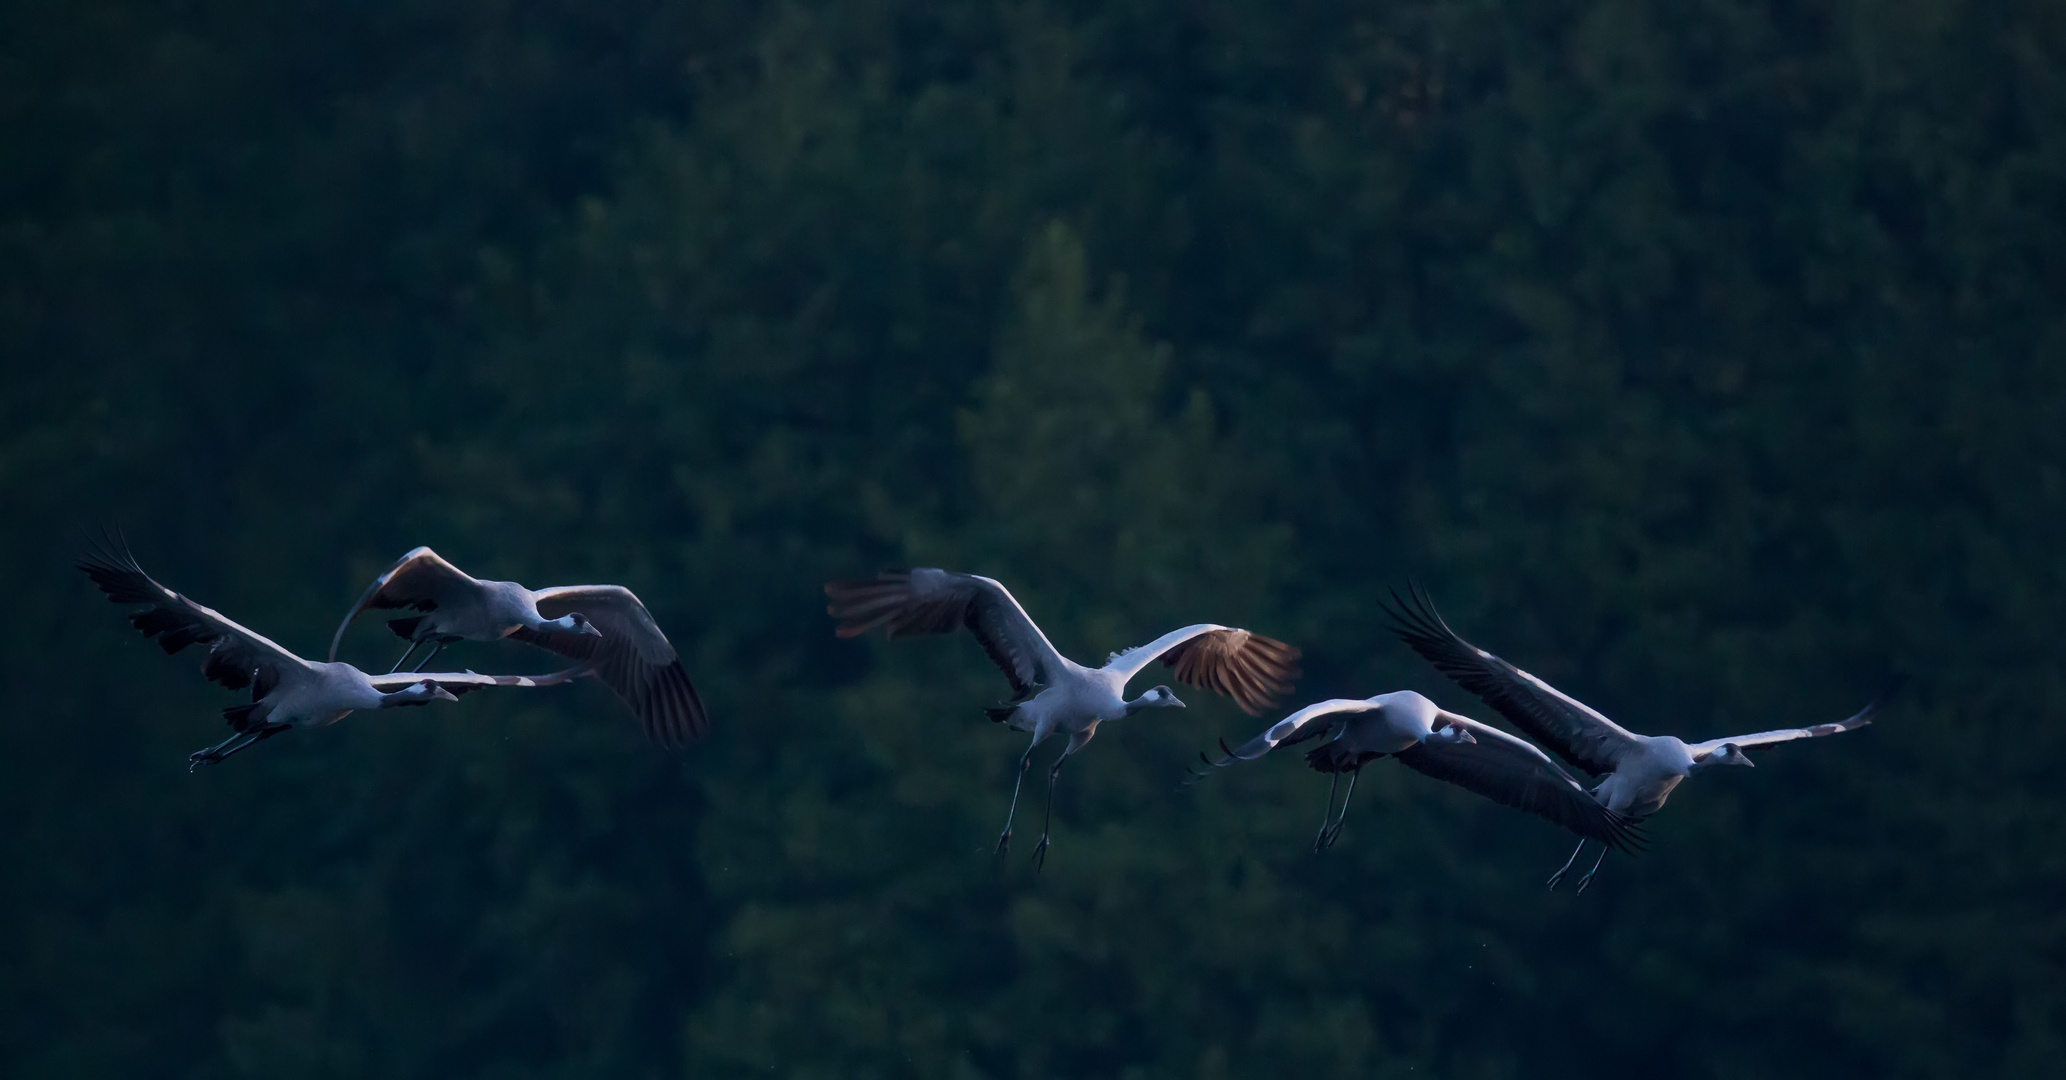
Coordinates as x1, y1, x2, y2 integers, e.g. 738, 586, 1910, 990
409, 641, 446, 673
187, 724, 288, 771
1312, 772, 1342, 851
1317, 769, 1362, 851
995, 741, 1038, 855
1547, 838, 1590, 889
1574, 844, 1611, 894
386, 644, 421, 677
1030, 746, 1078, 873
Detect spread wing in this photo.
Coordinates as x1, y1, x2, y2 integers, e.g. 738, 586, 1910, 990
365, 668, 582, 696
1382, 583, 1638, 776
1105, 624, 1301, 716
327, 547, 479, 662
824, 568, 1068, 699
78, 533, 310, 702
1689, 688, 1889, 756
1393, 716, 1644, 851
1186, 698, 1380, 782
518, 585, 708, 747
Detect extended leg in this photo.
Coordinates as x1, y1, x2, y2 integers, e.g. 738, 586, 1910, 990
1547, 838, 1589, 890
1031, 730, 1095, 872
1318, 769, 1362, 851
387, 639, 424, 675
408, 641, 446, 673
1311, 772, 1343, 852
995, 740, 1039, 856
1573, 844, 1611, 894
187, 725, 287, 771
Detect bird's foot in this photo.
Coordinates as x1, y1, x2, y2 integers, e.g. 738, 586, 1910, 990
186, 750, 220, 772
1574, 869, 1600, 895
1546, 867, 1569, 891
994, 828, 1012, 856
1318, 821, 1347, 851
1030, 834, 1052, 873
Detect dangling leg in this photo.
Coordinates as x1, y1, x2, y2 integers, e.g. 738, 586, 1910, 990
995, 735, 1042, 856
1311, 772, 1343, 852
188, 724, 287, 770
387, 639, 424, 675
1032, 728, 1096, 872
409, 640, 446, 673
188, 728, 257, 769
1318, 769, 1363, 851
1547, 838, 1589, 889
1573, 844, 1611, 894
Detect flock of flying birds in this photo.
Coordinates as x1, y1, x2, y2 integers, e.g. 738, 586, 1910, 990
80, 537, 1884, 892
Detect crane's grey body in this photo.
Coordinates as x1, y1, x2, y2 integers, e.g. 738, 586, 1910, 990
1385, 584, 1883, 891
329, 547, 708, 746
78, 538, 568, 769
827, 568, 1300, 868
1194, 690, 1641, 854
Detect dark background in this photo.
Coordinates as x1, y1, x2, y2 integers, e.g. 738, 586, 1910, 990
4, 1, 2061, 1076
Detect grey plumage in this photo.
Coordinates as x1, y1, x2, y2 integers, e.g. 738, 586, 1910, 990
79, 535, 569, 768
1382, 583, 1886, 890
1193, 691, 1643, 854
826, 567, 1302, 867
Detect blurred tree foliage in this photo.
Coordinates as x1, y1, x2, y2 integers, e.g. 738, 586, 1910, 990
4, 1, 2063, 1077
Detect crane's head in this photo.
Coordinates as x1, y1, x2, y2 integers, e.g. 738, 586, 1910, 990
1703, 743, 1755, 768
383, 680, 460, 707
546, 613, 605, 638
1429, 721, 1477, 746
1130, 685, 1186, 711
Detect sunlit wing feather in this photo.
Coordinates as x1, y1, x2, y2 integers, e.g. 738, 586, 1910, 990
327, 547, 478, 662
1689, 691, 1886, 755
824, 569, 1067, 699
1196, 698, 1382, 774
1107, 623, 1301, 716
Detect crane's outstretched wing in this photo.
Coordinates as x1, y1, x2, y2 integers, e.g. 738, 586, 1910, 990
365, 668, 582, 696
328, 547, 479, 661
78, 533, 309, 702
1394, 716, 1644, 851
1185, 698, 1379, 783
1688, 688, 1889, 757
1382, 583, 1638, 776
517, 585, 708, 747
825, 569, 1069, 700
1106, 624, 1301, 716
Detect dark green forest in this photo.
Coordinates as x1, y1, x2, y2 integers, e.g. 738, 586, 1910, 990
4, 1, 2063, 1076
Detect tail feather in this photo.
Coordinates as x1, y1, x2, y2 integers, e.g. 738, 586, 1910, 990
222, 702, 273, 732
386, 615, 425, 640
1305, 741, 1381, 775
